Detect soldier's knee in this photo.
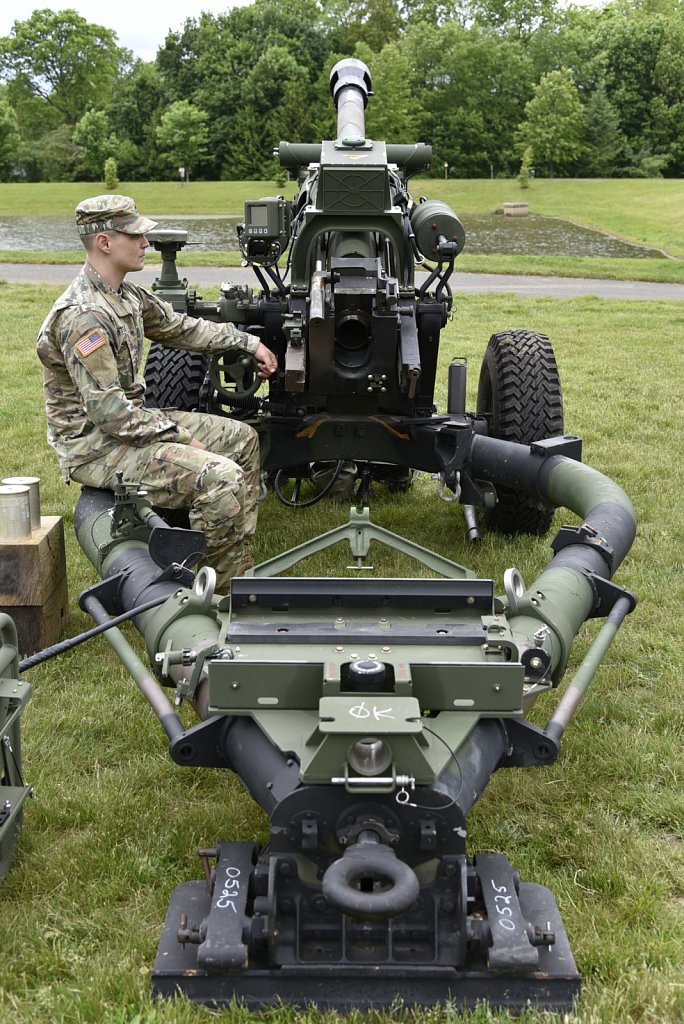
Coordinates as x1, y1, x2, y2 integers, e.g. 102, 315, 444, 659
197, 457, 244, 499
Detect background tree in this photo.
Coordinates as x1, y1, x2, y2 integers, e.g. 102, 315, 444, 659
648, 4, 684, 173
355, 39, 424, 142
157, 0, 330, 179
470, 0, 560, 40
73, 109, 116, 180
515, 67, 584, 175
0, 9, 128, 126
517, 145, 534, 187
105, 62, 167, 181
103, 156, 119, 191
22, 124, 80, 181
581, 84, 624, 176
321, 0, 403, 52
155, 100, 210, 181
0, 97, 20, 180
407, 20, 535, 176
228, 47, 312, 179
401, 1, 469, 27
0, 0, 681, 181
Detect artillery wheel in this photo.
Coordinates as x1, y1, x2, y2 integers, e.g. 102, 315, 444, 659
144, 343, 209, 411
476, 329, 563, 535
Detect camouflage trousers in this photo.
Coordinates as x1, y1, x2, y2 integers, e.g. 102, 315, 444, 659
70, 411, 260, 591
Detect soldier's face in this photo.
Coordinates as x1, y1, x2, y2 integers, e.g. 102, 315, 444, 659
109, 230, 149, 273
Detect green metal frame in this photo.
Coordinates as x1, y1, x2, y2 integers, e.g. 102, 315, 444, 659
244, 506, 474, 579
0, 614, 32, 882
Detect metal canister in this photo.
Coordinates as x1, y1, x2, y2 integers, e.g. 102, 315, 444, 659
0, 485, 31, 541
1, 476, 41, 531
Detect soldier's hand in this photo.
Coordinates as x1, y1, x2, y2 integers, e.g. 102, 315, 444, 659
254, 342, 278, 378
190, 438, 207, 450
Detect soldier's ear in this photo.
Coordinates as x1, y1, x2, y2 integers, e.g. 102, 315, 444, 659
93, 231, 112, 253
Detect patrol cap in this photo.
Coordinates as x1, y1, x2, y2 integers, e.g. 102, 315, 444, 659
75, 194, 158, 236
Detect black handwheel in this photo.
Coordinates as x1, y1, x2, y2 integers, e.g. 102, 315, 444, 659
209, 350, 261, 401
144, 343, 209, 411
322, 842, 420, 919
477, 329, 564, 535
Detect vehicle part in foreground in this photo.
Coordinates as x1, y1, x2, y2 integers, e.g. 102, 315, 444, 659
0, 614, 32, 881
70, 414, 636, 1010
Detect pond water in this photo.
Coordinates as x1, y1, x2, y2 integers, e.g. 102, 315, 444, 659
0, 211, 665, 259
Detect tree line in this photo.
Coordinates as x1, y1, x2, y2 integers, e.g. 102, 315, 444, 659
0, 0, 682, 183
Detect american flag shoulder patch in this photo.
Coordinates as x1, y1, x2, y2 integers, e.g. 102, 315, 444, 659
75, 329, 106, 357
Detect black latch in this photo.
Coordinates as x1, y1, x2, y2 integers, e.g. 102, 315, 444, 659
475, 853, 542, 973
196, 841, 258, 972
551, 523, 614, 569
531, 435, 583, 461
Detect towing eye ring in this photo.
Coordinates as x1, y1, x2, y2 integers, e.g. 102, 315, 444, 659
322, 840, 419, 919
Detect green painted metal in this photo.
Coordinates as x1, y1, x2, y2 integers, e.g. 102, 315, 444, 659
245, 506, 475, 578
74, 476, 630, 796
505, 456, 636, 680
289, 140, 410, 291
0, 614, 32, 882
545, 594, 634, 741
546, 457, 635, 519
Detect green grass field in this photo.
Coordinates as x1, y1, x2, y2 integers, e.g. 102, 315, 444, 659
0, 282, 682, 1023
0, 178, 682, 277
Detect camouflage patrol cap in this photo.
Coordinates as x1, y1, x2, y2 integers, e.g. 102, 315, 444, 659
75, 194, 158, 236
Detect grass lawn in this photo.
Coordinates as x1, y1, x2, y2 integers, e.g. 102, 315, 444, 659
0, 178, 682, 276
0, 282, 682, 1023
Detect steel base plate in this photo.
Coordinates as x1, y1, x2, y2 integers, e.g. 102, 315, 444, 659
152, 879, 580, 1011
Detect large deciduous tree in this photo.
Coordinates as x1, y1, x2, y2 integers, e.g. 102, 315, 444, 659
73, 110, 115, 180
155, 100, 210, 181
407, 20, 535, 176
321, 0, 404, 52
0, 9, 128, 126
106, 61, 168, 180
470, 0, 560, 40
354, 40, 425, 143
514, 67, 584, 175
156, 0, 331, 179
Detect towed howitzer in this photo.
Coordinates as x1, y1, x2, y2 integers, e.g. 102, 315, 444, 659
20, 57, 636, 1012
146, 58, 509, 513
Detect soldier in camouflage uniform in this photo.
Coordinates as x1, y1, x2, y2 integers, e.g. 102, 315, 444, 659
37, 195, 278, 590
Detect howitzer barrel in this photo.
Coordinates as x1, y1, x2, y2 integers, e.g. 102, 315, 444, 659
330, 58, 372, 147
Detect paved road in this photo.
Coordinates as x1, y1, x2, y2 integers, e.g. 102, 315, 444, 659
2, 262, 683, 300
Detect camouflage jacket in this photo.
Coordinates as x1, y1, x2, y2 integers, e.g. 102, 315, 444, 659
36, 262, 260, 480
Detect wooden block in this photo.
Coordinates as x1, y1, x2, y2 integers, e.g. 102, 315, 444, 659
0, 575, 69, 658
0, 517, 67, 606
0, 517, 69, 656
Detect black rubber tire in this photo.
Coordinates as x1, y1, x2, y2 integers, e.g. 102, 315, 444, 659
476, 328, 564, 535
144, 342, 209, 411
